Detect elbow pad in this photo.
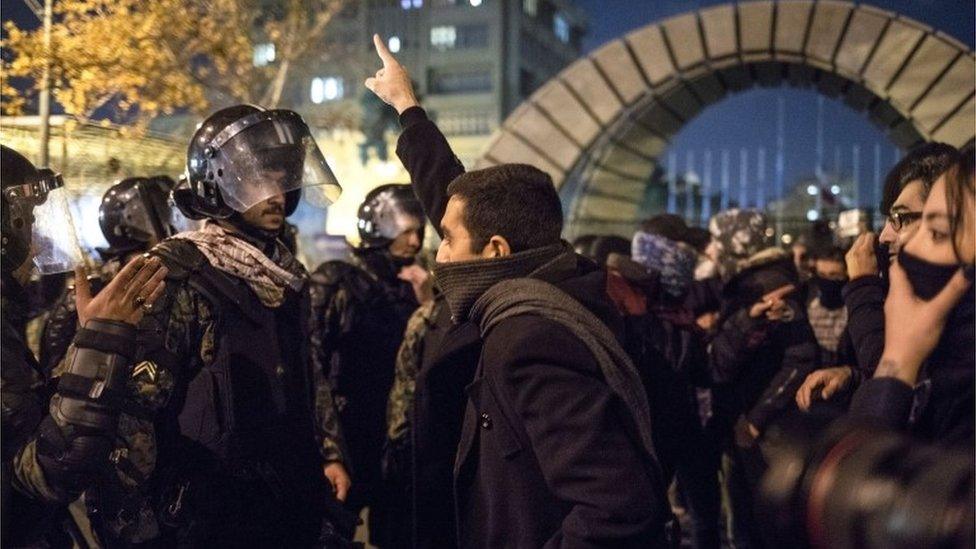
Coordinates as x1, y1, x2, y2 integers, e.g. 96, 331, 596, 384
36, 319, 138, 494
49, 319, 137, 433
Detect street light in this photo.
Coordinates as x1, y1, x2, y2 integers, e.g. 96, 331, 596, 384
806, 209, 819, 221
807, 184, 818, 196
830, 184, 841, 195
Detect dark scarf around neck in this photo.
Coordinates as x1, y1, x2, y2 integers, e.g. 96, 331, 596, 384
432, 242, 572, 322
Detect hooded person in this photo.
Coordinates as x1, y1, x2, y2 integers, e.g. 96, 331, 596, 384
2, 146, 167, 546
365, 34, 669, 548
629, 228, 722, 549
308, 182, 429, 548
706, 208, 820, 548
16, 106, 358, 547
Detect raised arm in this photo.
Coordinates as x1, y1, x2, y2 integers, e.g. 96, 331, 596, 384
364, 34, 465, 232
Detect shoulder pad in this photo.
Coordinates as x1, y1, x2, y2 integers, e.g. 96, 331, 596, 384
150, 238, 207, 281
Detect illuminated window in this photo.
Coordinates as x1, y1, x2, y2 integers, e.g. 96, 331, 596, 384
554, 14, 570, 43
253, 43, 275, 67
401, 0, 423, 8
431, 24, 487, 50
311, 76, 344, 104
430, 26, 457, 50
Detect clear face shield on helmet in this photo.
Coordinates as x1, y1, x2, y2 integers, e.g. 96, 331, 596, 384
364, 188, 424, 241
4, 169, 84, 274
200, 110, 342, 213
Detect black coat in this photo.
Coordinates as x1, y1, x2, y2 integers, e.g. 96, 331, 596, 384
850, 285, 975, 447
842, 275, 886, 376
396, 107, 666, 548
1, 276, 64, 547
709, 252, 821, 431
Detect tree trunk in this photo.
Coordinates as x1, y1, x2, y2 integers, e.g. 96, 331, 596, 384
263, 57, 291, 108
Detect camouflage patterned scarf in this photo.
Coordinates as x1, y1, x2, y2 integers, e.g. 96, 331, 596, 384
174, 221, 305, 308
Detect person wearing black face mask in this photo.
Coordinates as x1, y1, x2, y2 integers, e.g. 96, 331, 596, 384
796, 144, 960, 413
309, 183, 430, 548
849, 146, 975, 447
806, 247, 855, 369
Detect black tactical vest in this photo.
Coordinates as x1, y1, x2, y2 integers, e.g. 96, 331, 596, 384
150, 239, 319, 465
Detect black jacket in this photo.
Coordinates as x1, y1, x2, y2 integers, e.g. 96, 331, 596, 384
396, 107, 666, 548
842, 275, 886, 376
309, 249, 418, 510
850, 285, 975, 447
709, 251, 821, 431
1, 276, 56, 547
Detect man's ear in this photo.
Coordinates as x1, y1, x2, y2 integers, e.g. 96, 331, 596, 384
482, 235, 511, 258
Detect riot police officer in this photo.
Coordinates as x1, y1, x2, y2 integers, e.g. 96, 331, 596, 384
310, 183, 429, 547
2, 145, 168, 545
39, 175, 177, 376
14, 106, 355, 547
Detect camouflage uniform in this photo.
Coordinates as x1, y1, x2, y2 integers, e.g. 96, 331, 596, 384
13, 236, 347, 545
386, 298, 441, 444
310, 248, 420, 546
2, 275, 76, 547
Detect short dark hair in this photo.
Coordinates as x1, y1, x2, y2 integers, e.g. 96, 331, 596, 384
684, 227, 712, 253
811, 246, 846, 265
446, 164, 563, 253
880, 142, 959, 215
639, 214, 689, 243
588, 235, 630, 265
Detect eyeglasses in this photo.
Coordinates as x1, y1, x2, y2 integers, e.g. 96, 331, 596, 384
886, 211, 923, 231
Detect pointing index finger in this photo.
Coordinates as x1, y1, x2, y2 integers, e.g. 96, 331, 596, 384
373, 33, 396, 68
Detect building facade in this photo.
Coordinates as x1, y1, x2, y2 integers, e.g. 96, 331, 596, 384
280, 0, 585, 163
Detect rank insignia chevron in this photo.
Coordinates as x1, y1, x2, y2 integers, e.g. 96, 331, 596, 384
132, 361, 158, 383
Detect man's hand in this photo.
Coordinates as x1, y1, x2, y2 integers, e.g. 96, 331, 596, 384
323, 461, 351, 502
734, 416, 760, 448
749, 284, 795, 320
364, 34, 419, 114
846, 232, 878, 280
398, 264, 433, 304
795, 366, 853, 411
76, 255, 167, 327
875, 259, 971, 385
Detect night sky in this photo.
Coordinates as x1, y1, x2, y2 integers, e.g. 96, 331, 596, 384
4, 0, 973, 207
575, 0, 975, 206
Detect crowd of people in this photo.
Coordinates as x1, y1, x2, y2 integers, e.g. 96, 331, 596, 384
1, 34, 973, 548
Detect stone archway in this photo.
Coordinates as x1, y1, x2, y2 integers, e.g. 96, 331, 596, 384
474, 0, 975, 235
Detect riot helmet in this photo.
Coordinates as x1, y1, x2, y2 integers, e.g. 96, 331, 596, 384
177, 104, 341, 220
1, 145, 83, 275
357, 184, 424, 249
98, 175, 176, 256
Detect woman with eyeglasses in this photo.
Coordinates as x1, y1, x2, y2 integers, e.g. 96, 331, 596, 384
796, 142, 960, 411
